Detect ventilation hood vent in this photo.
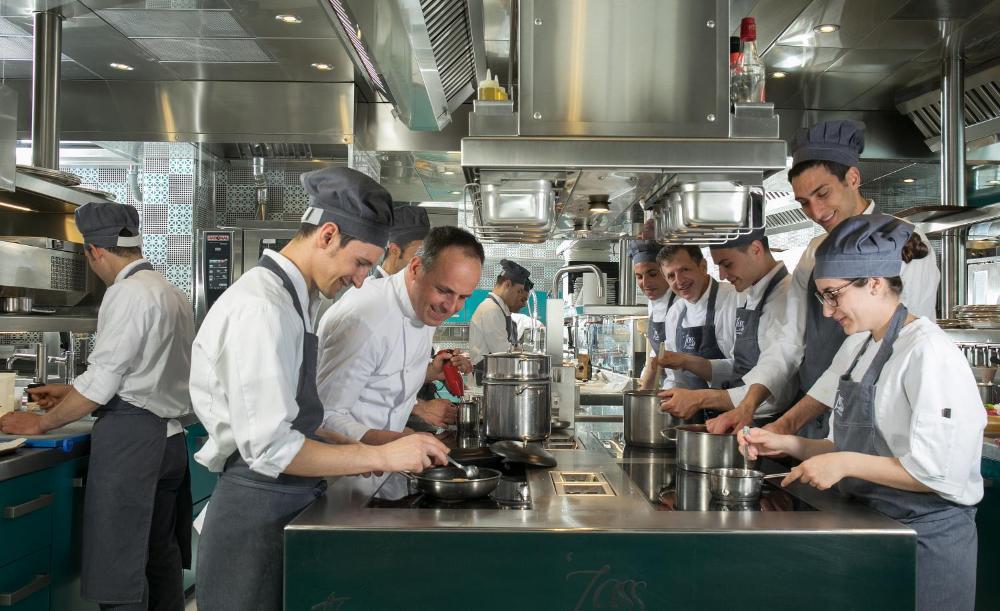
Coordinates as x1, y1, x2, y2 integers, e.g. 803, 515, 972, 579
325, 0, 476, 131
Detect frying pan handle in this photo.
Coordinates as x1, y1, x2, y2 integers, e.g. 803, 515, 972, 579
400, 472, 418, 482
660, 427, 678, 442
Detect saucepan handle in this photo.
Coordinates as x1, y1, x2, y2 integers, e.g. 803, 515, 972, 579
660, 427, 678, 442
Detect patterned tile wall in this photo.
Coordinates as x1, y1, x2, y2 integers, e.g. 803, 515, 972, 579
213, 159, 349, 226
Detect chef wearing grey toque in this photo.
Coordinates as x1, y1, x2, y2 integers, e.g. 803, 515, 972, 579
374, 204, 432, 278
740, 214, 983, 611
755, 120, 939, 440
190, 167, 448, 611
2, 201, 195, 611
659, 197, 797, 432
627, 240, 675, 390
469, 258, 533, 379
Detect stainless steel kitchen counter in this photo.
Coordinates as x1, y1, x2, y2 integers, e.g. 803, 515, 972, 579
0, 442, 90, 482
288, 432, 911, 535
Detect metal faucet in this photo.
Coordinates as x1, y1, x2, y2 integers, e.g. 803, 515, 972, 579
551, 264, 606, 301
6, 343, 48, 383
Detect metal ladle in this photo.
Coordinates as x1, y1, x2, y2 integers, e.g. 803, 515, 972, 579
447, 455, 480, 479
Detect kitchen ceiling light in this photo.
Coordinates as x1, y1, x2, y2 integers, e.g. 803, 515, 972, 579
902, 178, 915, 183
771, 71, 787, 79
588, 201, 610, 214
275, 14, 302, 24
814, 24, 840, 34
310, 63, 333, 71
109, 62, 134, 71
989, 180, 1000, 185
450, 191, 461, 195
0, 201, 32, 212
441, 170, 455, 175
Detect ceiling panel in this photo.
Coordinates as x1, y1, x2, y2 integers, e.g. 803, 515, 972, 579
844, 63, 932, 109
766, 44, 844, 72
775, 0, 909, 49
0, 58, 98, 78
226, 0, 343, 39
746, 0, 813, 52
57, 12, 180, 80
95, 8, 249, 38
891, 0, 993, 19
163, 38, 353, 82
856, 19, 945, 49
791, 71, 888, 109
828, 48, 923, 72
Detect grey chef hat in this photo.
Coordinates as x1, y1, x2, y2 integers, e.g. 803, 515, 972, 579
628, 240, 660, 265
74, 202, 142, 249
711, 192, 766, 250
791, 120, 865, 169
500, 259, 531, 287
389, 205, 431, 246
815, 213, 913, 280
299, 167, 394, 247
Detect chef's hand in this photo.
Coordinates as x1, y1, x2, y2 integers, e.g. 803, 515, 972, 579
762, 418, 797, 436
705, 406, 753, 434
26, 384, 71, 410
379, 432, 449, 473
782, 453, 849, 490
658, 388, 703, 420
736, 426, 790, 460
412, 398, 458, 427
655, 351, 689, 371
427, 349, 471, 380
0, 412, 46, 435
447, 350, 473, 374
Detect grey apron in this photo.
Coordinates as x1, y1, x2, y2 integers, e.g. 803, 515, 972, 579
372, 265, 387, 279
196, 256, 328, 611
81, 261, 193, 609
647, 293, 675, 358
673, 280, 726, 390
833, 304, 977, 611
473, 294, 518, 384
797, 270, 848, 439
727, 265, 788, 387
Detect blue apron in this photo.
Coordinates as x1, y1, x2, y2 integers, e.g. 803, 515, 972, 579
81, 261, 192, 609
833, 304, 977, 611
647, 293, 674, 358
673, 280, 726, 390
196, 256, 328, 611
797, 269, 847, 439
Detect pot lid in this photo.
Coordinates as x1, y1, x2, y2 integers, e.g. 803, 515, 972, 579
489, 440, 557, 468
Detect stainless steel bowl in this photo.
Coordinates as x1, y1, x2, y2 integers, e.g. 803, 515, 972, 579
483, 352, 551, 381
675, 424, 756, 473
708, 467, 765, 502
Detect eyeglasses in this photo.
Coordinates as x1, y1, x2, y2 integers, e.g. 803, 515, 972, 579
814, 280, 857, 308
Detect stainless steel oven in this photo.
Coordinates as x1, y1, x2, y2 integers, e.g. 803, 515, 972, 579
194, 222, 299, 326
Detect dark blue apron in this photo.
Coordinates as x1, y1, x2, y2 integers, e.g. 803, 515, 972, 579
673, 279, 726, 390
647, 293, 674, 358
797, 269, 847, 439
833, 304, 977, 611
196, 256, 328, 611
473, 294, 518, 384
81, 261, 192, 609
727, 264, 788, 387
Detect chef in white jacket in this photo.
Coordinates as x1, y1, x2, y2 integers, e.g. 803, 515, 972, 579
3, 202, 194, 611
628, 240, 675, 390
741, 214, 983, 611
661, 202, 797, 429
469, 258, 532, 382
317, 226, 484, 445
653, 245, 737, 393
190, 167, 449, 611
754, 120, 939, 439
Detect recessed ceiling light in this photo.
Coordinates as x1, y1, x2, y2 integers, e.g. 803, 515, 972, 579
771, 71, 787, 79
310, 63, 333, 71
275, 14, 302, 24
441, 170, 456, 175
109, 62, 134, 71
989, 179, 1000, 185
902, 178, 915, 184
814, 24, 840, 34
450, 191, 461, 195
0, 201, 32, 212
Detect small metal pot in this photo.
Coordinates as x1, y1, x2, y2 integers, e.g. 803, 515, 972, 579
483, 380, 551, 441
623, 390, 703, 449
978, 382, 999, 404
483, 352, 550, 381
707, 468, 787, 503
0, 297, 32, 314
675, 424, 756, 473
456, 400, 482, 439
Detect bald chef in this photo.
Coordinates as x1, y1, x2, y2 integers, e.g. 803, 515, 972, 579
191, 167, 448, 611
469, 258, 532, 381
2, 202, 194, 611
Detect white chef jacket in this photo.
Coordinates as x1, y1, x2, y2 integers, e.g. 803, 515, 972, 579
659, 280, 738, 389
318, 269, 435, 441
469, 292, 514, 365
73, 258, 193, 437
747, 201, 941, 402
810, 317, 985, 506
709, 262, 797, 418
191, 250, 318, 477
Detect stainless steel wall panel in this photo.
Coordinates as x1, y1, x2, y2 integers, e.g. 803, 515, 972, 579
518, 0, 729, 138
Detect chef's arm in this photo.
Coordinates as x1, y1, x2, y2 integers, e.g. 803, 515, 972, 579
360, 428, 410, 445
766, 395, 829, 435
638, 340, 660, 390
661, 352, 712, 382
36, 388, 100, 432
284, 434, 448, 477
838, 454, 935, 493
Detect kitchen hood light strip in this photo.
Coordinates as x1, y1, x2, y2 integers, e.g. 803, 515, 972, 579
0, 202, 33, 212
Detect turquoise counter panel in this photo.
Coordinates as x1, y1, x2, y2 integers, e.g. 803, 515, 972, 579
445, 289, 548, 324
285, 530, 915, 610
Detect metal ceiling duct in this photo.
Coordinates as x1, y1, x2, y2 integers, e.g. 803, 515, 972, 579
324, 0, 477, 131
462, 0, 787, 244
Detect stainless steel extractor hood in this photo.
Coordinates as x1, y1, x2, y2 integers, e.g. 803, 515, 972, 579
461, 0, 787, 244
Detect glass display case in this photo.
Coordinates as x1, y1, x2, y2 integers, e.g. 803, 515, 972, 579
567, 307, 647, 379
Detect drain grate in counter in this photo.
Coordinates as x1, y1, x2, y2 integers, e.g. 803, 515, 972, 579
549, 471, 616, 496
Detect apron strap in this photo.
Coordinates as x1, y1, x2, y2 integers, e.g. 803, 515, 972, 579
121, 260, 155, 280
256, 255, 309, 331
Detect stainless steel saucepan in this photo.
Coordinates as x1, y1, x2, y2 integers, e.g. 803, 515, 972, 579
402, 466, 502, 501
707, 468, 789, 502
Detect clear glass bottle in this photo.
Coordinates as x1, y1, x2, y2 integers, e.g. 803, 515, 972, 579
731, 17, 765, 104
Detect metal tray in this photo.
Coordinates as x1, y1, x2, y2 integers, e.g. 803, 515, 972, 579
480, 180, 554, 226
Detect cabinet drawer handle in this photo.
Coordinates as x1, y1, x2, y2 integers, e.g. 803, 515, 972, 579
0, 573, 50, 606
2, 493, 53, 519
